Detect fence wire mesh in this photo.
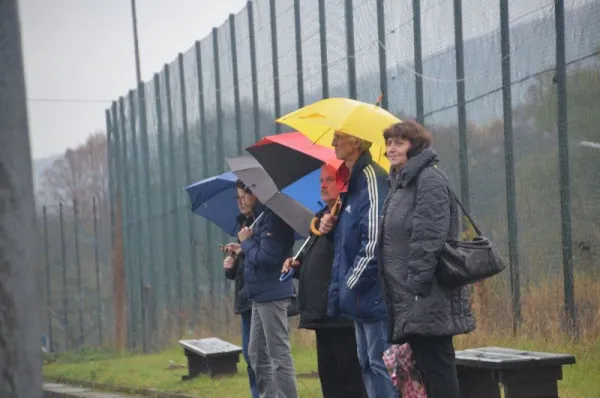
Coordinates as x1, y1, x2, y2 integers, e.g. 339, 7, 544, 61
40, 0, 600, 352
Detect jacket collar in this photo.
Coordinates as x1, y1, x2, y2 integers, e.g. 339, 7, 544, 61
346, 151, 372, 193
252, 202, 267, 219
389, 148, 439, 188
236, 213, 255, 228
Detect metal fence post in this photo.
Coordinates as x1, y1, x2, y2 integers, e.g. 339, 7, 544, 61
105, 108, 117, 349
345, 0, 357, 100
43, 205, 53, 352
269, 0, 281, 131
453, 0, 470, 211
118, 96, 135, 350
499, 0, 521, 333
195, 40, 214, 317
247, 1, 261, 142
412, 0, 424, 124
153, 73, 170, 324
178, 52, 198, 324
229, 14, 243, 154
128, 90, 146, 352
212, 28, 229, 296
106, 108, 115, 278
194, 42, 209, 178
318, 0, 329, 99
213, 29, 225, 172
376, 0, 388, 109
110, 101, 127, 351
293, 0, 304, 108
164, 63, 183, 337
137, 80, 156, 342
59, 201, 69, 350
554, 0, 576, 337
73, 198, 84, 347
92, 196, 103, 346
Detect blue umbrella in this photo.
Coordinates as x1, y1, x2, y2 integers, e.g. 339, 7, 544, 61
184, 172, 241, 237
185, 168, 324, 238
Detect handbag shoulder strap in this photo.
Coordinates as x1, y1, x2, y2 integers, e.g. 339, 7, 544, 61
431, 165, 483, 236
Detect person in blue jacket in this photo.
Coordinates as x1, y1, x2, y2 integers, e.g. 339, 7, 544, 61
319, 131, 396, 397
223, 180, 258, 398
226, 181, 298, 398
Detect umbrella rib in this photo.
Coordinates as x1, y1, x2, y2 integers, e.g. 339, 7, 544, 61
311, 126, 333, 146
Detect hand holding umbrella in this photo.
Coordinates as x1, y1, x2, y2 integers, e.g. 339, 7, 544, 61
279, 235, 315, 282
281, 257, 301, 275
310, 196, 340, 236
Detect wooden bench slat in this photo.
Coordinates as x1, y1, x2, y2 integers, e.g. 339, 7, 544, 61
179, 338, 242, 358
179, 338, 243, 380
466, 346, 576, 361
455, 346, 575, 370
456, 346, 575, 398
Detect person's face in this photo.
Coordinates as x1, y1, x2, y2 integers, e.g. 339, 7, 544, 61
242, 188, 258, 212
331, 131, 358, 161
385, 136, 412, 168
236, 188, 251, 216
320, 166, 340, 204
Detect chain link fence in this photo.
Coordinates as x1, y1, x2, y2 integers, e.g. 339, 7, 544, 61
41, 0, 600, 352
38, 197, 112, 352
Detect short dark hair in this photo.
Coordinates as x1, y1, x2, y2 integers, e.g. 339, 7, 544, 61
383, 120, 432, 158
236, 179, 252, 194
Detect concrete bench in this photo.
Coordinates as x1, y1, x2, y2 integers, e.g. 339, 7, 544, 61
455, 347, 576, 398
178, 337, 242, 380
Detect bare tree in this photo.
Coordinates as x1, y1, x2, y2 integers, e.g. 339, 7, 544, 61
39, 131, 109, 226
0, 0, 43, 396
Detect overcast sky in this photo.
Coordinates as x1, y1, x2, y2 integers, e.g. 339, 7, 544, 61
19, 0, 247, 159
19, 0, 555, 160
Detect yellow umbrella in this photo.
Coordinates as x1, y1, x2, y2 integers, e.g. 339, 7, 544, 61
276, 97, 401, 169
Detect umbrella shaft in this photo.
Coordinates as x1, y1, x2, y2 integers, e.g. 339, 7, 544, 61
249, 212, 264, 229
292, 236, 313, 261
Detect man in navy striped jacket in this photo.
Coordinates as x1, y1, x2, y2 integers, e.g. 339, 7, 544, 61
319, 132, 396, 397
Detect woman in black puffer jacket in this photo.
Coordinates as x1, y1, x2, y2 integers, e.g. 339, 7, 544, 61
377, 121, 475, 398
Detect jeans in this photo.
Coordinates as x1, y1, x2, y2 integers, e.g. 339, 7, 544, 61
241, 310, 259, 398
355, 320, 397, 398
249, 299, 298, 398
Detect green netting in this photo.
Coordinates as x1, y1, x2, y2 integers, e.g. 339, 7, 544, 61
101, 0, 600, 350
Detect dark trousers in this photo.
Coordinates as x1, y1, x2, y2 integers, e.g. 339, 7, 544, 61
407, 335, 460, 398
315, 328, 368, 398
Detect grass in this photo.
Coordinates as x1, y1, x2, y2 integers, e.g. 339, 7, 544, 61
44, 272, 600, 397
44, 334, 323, 397
44, 331, 600, 398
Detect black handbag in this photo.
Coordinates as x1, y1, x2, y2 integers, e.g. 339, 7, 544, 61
433, 169, 507, 288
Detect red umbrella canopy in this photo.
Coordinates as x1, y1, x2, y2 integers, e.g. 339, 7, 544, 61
246, 131, 343, 190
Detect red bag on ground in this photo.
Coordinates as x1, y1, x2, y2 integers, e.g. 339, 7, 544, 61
383, 343, 427, 398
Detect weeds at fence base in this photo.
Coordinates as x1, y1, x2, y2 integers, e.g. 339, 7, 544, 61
472, 271, 600, 343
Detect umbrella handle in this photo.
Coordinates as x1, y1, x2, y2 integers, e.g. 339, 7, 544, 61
279, 236, 312, 282
310, 196, 341, 236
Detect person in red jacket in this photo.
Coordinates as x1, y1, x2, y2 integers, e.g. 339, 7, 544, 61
282, 165, 367, 398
